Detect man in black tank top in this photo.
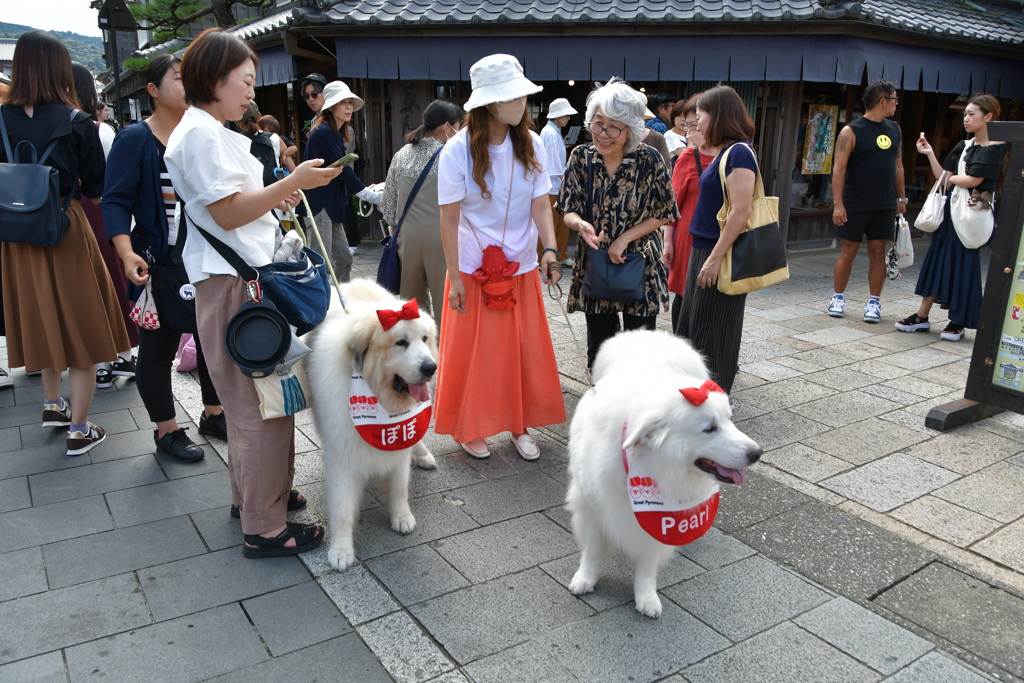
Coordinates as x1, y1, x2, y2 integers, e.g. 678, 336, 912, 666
828, 80, 907, 324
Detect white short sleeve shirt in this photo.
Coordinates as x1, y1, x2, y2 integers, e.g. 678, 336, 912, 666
437, 128, 551, 277
539, 120, 567, 195
164, 107, 278, 283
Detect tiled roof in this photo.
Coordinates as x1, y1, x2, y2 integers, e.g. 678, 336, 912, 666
311, 0, 1024, 47
0, 39, 17, 62
135, 8, 293, 58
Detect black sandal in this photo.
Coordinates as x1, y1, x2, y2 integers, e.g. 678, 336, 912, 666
242, 521, 324, 559
230, 489, 306, 519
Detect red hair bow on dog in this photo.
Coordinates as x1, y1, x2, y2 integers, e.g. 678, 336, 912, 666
679, 380, 726, 406
377, 299, 420, 330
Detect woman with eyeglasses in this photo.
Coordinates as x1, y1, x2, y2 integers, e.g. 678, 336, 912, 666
664, 93, 714, 328
380, 99, 464, 330
559, 78, 679, 370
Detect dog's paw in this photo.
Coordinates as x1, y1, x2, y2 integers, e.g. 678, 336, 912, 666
327, 545, 357, 571
413, 450, 437, 470
569, 570, 597, 595
391, 513, 416, 534
634, 593, 663, 618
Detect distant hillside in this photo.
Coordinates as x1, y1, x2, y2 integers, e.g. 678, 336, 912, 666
0, 22, 106, 73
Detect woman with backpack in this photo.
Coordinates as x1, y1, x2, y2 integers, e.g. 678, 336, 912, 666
0, 31, 131, 455
102, 53, 227, 463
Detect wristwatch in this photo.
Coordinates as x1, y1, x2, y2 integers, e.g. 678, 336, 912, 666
896, 198, 909, 204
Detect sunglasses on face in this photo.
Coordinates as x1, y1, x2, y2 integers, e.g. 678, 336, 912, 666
303, 91, 322, 101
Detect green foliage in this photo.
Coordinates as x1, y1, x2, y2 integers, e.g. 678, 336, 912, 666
0, 22, 105, 73
123, 56, 152, 73
129, 0, 273, 44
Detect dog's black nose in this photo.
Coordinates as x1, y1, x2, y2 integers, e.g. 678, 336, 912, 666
747, 447, 763, 465
420, 360, 437, 378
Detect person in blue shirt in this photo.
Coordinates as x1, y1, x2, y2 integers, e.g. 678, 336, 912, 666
302, 81, 381, 281
674, 86, 758, 393
644, 94, 678, 134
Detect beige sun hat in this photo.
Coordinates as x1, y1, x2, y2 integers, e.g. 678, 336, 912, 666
321, 81, 365, 112
464, 54, 542, 112
547, 98, 578, 119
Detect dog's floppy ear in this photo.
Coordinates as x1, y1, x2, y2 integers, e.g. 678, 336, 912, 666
347, 314, 380, 373
623, 409, 668, 450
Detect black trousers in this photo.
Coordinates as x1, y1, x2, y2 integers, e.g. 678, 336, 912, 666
674, 247, 746, 393
585, 311, 657, 369
137, 324, 220, 423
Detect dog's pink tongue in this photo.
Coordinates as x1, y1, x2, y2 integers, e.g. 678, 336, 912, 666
409, 382, 431, 403
718, 466, 745, 486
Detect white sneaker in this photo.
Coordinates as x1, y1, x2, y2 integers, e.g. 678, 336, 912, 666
0, 367, 12, 390
864, 299, 881, 323
827, 295, 845, 318
349, 246, 357, 255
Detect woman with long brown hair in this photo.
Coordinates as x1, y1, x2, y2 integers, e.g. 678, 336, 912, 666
434, 54, 564, 460
674, 85, 758, 393
0, 30, 131, 455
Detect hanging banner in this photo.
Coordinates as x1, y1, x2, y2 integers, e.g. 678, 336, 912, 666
802, 104, 838, 175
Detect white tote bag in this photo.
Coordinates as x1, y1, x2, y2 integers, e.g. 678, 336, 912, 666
949, 140, 994, 250
895, 215, 914, 267
914, 176, 946, 233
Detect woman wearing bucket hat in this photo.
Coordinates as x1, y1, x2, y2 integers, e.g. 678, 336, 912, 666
302, 80, 382, 281
434, 54, 566, 461
165, 28, 343, 558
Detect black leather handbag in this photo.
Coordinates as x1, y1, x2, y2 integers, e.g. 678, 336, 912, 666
582, 248, 646, 302
377, 147, 442, 294
139, 213, 198, 334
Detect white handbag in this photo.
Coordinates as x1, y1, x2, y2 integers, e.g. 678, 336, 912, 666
895, 215, 914, 268
949, 140, 994, 250
914, 176, 946, 233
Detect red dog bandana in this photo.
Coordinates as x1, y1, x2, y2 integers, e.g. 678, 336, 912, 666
377, 299, 420, 331
349, 372, 431, 451
622, 423, 719, 546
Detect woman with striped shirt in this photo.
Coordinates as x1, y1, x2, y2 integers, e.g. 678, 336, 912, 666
103, 54, 225, 463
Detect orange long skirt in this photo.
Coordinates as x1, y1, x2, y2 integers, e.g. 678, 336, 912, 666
433, 271, 566, 443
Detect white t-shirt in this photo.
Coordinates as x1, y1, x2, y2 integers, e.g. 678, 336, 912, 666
539, 120, 566, 195
664, 130, 687, 155
164, 106, 278, 283
437, 128, 550, 277
97, 121, 115, 159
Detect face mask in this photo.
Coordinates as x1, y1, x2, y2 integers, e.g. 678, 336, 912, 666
490, 99, 526, 126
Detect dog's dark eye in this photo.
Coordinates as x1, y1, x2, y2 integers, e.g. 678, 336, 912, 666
703, 423, 718, 434
396, 339, 409, 347
422, 335, 428, 342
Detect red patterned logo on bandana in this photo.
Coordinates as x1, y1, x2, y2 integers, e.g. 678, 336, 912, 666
349, 372, 431, 451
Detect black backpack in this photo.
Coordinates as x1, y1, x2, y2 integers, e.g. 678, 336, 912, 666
240, 129, 279, 188
0, 106, 79, 247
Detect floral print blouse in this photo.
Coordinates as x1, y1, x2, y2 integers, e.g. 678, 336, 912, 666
557, 143, 680, 316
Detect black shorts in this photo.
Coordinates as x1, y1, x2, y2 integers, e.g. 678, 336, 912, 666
838, 210, 893, 243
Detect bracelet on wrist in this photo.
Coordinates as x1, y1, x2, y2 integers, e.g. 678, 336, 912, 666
542, 247, 559, 259
896, 198, 908, 204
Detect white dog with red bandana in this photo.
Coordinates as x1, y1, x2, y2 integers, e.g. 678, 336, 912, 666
566, 330, 762, 617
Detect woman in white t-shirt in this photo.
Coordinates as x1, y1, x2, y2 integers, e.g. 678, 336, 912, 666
165, 28, 341, 559
435, 54, 565, 461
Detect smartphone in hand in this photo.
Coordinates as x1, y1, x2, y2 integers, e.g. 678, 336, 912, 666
328, 153, 359, 168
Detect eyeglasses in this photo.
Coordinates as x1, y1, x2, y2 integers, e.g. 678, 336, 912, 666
303, 91, 322, 101
881, 96, 899, 103
588, 121, 625, 139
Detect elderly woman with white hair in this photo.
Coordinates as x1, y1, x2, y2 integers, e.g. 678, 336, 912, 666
558, 79, 679, 369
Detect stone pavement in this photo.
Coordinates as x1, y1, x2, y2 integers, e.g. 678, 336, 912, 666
1, 239, 1022, 682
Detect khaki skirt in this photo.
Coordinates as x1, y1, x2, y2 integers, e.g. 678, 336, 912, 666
2, 199, 132, 371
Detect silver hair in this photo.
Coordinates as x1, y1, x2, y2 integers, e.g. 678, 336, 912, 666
584, 78, 647, 153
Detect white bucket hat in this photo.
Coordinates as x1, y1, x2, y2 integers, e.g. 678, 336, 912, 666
464, 54, 542, 112
321, 81, 365, 112
547, 98, 578, 119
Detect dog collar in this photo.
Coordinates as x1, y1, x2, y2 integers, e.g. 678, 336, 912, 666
622, 423, 719, 546
349, 372, 431, 451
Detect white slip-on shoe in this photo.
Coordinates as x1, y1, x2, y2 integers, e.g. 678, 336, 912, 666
511, 433, 540, 461
460, 439, 490, 459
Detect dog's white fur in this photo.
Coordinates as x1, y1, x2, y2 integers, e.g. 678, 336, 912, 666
567, 330, 762, 617
306, 280, 439, 571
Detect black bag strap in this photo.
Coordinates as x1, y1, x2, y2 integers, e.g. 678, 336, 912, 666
391, 147, 442, 239
692, 145, 703, 175
181, 205, 259, 282
0, 106, 79, 215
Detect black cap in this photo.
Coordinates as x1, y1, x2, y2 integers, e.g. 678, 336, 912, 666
653, 94, 680, 108
224, 300, 292, 378
300, 73, 328, 90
